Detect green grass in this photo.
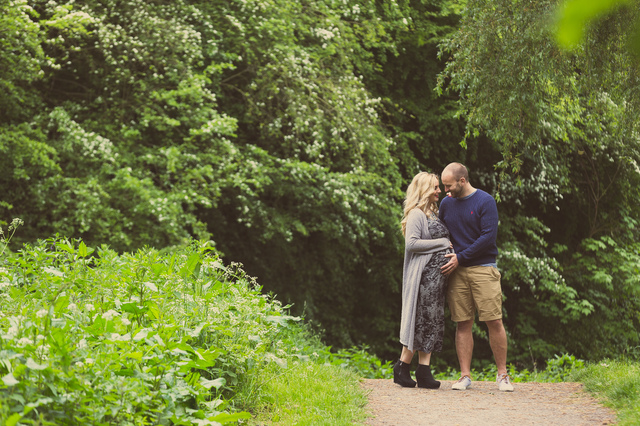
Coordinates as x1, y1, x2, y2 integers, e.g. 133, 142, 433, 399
571, 359, 640, 425
248, 362, 369, 425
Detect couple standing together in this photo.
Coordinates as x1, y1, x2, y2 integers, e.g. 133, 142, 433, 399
394, 162, 514, 392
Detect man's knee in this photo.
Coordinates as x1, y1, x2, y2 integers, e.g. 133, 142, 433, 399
456, 319, 474, 333
485, 318, 506, 335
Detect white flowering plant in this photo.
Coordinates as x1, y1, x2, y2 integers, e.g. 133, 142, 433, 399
0, 237, 331, 425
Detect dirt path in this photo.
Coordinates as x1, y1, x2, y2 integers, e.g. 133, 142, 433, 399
361, 379, 617, 425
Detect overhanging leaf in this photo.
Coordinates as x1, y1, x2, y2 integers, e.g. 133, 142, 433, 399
555, 0, 630, 48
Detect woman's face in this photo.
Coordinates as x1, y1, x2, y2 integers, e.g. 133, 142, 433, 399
429, 180, 441, 203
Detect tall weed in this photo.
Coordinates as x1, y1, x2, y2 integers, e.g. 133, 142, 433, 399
0, 218, 23, 257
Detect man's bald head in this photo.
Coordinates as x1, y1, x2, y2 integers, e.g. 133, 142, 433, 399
442, 162, 469, 182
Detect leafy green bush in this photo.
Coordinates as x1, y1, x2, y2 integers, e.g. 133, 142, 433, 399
0, 237, 351, 425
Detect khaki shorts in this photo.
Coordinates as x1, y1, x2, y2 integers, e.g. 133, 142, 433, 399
447, 265, 503, 322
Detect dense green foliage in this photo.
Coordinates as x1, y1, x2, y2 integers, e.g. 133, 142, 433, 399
438, 0, 640, 366
0, 238, 370, 425
0, 0, 465, 359
1, 0, 639, 373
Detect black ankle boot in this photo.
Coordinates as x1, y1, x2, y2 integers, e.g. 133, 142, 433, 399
393, 360, 416, 388
415, 364, 440, 389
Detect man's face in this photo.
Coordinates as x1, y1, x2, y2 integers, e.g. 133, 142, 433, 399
441, 173, 463, 198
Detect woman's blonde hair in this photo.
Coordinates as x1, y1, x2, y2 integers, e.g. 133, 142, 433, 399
401, 172, 440, 236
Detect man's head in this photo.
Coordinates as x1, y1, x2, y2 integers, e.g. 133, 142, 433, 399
441, 162, 470, 198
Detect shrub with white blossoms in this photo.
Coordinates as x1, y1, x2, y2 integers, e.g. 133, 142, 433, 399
0, 238, 313, 425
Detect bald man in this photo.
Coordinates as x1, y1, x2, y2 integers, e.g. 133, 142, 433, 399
439, 162, 514, 392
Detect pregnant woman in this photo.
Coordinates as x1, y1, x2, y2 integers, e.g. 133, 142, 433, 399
394, 172, 453, 389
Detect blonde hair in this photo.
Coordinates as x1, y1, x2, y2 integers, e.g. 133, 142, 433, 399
401, 172, 440, 236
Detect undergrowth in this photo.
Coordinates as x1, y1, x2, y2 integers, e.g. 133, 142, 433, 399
322, 348, 587, 384
435, 353, 586, 383
0, 236, 368, 425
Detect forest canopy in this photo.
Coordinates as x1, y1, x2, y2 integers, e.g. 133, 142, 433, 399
1, 0, 639, 369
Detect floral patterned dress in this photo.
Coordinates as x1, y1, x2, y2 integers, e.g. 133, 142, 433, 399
412, 216, 452, 353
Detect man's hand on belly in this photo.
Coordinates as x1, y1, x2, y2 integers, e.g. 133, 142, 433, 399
440, 253, 458, 276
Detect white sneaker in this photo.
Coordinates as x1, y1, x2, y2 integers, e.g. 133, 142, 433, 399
497, 374, 514, 392
451, 375, 472, 390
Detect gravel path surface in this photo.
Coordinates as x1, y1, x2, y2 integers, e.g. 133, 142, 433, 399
361, 379, 617, 425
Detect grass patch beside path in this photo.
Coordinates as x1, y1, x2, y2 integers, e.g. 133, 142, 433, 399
248, 362, 369, 425
571, 359, 640, 425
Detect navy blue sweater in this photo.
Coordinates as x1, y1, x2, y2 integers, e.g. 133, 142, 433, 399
439, 189, 499, 266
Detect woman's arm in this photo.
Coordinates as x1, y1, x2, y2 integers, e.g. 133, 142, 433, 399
405, 209, 450, 254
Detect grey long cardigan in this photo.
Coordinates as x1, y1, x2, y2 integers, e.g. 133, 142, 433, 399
400, 208, 450, 351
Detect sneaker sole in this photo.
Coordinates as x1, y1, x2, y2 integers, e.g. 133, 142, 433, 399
451, 384, 471, 390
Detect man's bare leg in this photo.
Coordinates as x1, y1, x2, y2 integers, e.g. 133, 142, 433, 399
486, 318, 508, 376
455, 319, 474, 377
